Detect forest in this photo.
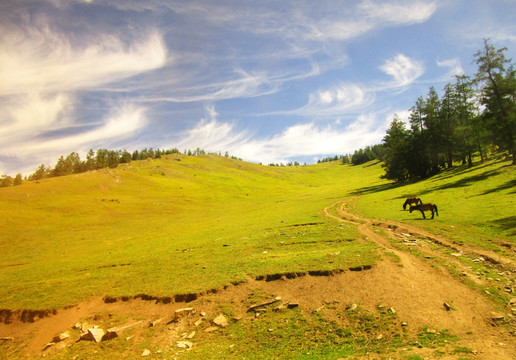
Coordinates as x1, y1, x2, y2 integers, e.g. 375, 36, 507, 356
374, 40, 515, 180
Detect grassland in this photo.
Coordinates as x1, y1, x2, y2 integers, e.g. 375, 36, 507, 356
1, 154, 515, 359
0, 154, 384, 310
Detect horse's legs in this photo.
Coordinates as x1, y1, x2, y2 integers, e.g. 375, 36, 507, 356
420, 210, 426, 219
430, 210, 434, 219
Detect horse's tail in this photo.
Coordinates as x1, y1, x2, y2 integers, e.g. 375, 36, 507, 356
434, 204, 439, 216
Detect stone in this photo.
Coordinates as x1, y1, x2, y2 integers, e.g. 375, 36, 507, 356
187, 331, 196, 339
149, 318, 164, 327
174, 307, 195, 321
43, 343, 54, 351
287, 302, 299, 309
52, 332, 70, 343
204, 326, 219, 333
443, 302, 452, 311
247, 297, 282, 312
141, 349, 151, 357
88, 328, 105, 343
491, 312, 505, 321
177, 341, 193, 349
105, 320, 144, 340
194, 318, 203, 326
376, 334, 383, 340
213, 314, 229, 327
347, 303, 358, 311
389, 307, 396, 314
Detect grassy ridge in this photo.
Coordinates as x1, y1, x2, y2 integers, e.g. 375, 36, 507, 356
0, 155, 383, 310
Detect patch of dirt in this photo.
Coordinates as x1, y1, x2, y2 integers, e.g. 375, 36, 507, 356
1, 197, 515, 359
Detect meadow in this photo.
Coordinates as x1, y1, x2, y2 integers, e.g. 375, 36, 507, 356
1, 154, 515, 359
0, 154, 385, 310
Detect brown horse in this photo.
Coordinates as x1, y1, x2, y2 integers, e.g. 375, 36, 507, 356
409, 203, 438, 219
403, 197, 422, 210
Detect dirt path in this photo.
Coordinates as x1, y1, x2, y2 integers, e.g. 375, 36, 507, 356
324, 197, 515, 359
1, 197, 514, 359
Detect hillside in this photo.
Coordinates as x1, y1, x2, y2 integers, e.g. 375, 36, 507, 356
0, 155, 514, 359
0, 154, 384, 310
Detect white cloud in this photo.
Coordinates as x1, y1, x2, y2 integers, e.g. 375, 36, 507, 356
174, 110, 386, 165
0, 28, 167, 96
280, 83, 375, 118
379, 54, 424, 88
360, 0, 437, 25
1, 103, 147, 158
437, 58, 464, 80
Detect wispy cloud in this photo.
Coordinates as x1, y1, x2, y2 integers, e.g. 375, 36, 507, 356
436, 58, 464, 81
379, 54, 425, 88
360, 0, 437, 25
174, 107, 386, 165
0, 27, 166, 95
284, 83, 376, 118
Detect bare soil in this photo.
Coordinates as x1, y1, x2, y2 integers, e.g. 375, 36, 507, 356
1, 198, 514, 359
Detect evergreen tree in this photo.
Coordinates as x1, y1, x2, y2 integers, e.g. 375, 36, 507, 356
382, 115, 411, 181
475, 39, 516, 164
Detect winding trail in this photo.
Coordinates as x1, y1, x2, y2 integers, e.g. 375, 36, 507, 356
324, 197, 515, 359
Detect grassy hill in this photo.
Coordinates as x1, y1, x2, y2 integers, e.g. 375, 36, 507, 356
0, 154, 514, 311
0, 154, 383, 310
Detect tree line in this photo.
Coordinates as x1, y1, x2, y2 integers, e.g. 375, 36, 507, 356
349, 40, 515, 181
0, 147, 244, 187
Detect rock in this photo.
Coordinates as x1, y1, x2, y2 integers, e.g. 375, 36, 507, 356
0, 337, 14, 341
52, 332, 70, 343
213, 314, 229, 327
177, 340, 193, 349
376, 334, 383, 340
88, 328, 105, 343
491, 312, 505, 321
149, 318, 164, 327
141, 349, 151, 357
200, 311, 207, 317
389, 307, 396, 314
105, 320, 144, 340
194, 318, 203, 326
174, 307, 195, 321
204, 326, 219, 333
43, 343, 54, 351
287, 302, 299, 309
187, 331, 196, 339
443, 302, 452, 311
347, 303, 358, 311
247, 297, 282, 312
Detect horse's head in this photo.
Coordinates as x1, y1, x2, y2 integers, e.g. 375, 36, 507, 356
409, 205, 415, 213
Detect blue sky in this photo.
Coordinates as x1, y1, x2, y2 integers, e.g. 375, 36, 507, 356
1, 0, 515, 175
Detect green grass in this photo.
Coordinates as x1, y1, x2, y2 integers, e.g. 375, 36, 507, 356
1, 154, 514, 360
0, 155, 514, 312
353, 158, 516, 252
0, 155, 383, 310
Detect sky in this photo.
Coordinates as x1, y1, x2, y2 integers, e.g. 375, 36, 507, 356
1, 0, 515, 175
